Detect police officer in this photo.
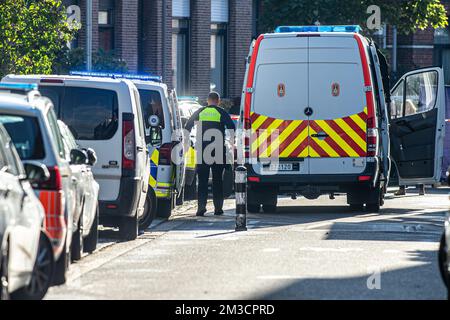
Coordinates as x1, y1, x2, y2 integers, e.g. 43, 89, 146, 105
185, 92, 236, 216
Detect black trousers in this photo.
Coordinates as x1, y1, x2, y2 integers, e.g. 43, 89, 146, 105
197, 163, 225, 212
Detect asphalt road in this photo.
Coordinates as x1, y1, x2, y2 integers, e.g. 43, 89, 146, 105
46, 187, 449, 300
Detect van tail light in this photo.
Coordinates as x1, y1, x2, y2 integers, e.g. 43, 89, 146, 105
358, 175, 372, 182
122, 116, 136, 170
38, 166, 62, 191
159, 143, 173, 165
366, 117, 378, 157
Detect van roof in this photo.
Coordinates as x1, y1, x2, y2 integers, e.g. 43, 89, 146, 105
3, 74, 133, 86
263, 32, 359, 39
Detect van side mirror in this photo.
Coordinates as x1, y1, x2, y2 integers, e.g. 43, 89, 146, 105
70, 149, 88, 165
85, 148, 97, 166
23, 162, 50, 185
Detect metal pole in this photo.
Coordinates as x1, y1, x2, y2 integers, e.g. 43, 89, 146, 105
235, 166, 247, 232
392, 26, 398, 77
161, 0, 166, 81
86, 0, 93, 71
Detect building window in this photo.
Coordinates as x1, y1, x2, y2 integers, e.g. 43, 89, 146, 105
172, 19, 190, 96
211, 23, 227, 97
99, 0, 115, 52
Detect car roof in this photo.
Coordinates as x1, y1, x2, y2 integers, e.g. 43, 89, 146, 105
0, 91, 50, 116
3, 74, 135, 88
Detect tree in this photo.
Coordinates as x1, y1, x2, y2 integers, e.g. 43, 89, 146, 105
0, 0, 78, 77
259, 0, 448, 35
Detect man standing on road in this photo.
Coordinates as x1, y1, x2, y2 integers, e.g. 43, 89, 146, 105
184, 92, 236, 217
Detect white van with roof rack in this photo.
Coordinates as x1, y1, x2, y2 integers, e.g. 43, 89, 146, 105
2, 74, 150, 240
238, 25, 446, 213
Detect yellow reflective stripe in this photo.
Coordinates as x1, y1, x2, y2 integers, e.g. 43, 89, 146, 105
314, 120, 359, 158
185, 147, 196, 169
156, 191, 170, 198
334, 118, 367, 150
149, 175, 157, 188
250, 114, 268, 132
309, 127, 339, 157
158, 182, 172, 188
199, 107, 221, 122
350, 113, 367, 131
279, 125, 309, 158
308, 146, 319, 158
260, 120, 303, 158
251, 119, 283, 154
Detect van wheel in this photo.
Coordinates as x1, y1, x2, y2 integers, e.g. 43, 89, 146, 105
119, 215, 138, 241
0, 240, 10, 300
439, 234, 449, 288
223, 166, 234, 198
52, 243, 70, 286
247, 204, 260, 213
366, 185, 382, 213
349, 204, 364, 212
157, 198, 173, 219
139, 193, 156, 231
184, 175, 197, 201
71, 214, 83, 262
12, 232, 54, 300
84, 205, 99, 254
262, 205, 277, 213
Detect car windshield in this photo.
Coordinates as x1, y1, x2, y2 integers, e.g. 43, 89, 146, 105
0, 114, 45, 160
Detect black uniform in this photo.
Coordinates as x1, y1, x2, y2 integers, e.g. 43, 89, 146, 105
185, 105, 236, 215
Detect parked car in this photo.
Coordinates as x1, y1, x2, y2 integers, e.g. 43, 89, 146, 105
57, 120, 99, 261
2, 74, 150, 241
0, 87, 55, 300
0, 83, 78, 286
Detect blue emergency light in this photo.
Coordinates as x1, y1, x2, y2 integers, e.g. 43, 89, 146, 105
0, 83, 38, 92
70, 71, 162, 82
178, 96, 199, 102
275, 25, 362, 34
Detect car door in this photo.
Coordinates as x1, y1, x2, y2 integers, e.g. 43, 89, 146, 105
169, 90, 186, 194
389, 67, 446, 185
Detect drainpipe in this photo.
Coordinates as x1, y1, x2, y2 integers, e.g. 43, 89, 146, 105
162, 0, 167, 81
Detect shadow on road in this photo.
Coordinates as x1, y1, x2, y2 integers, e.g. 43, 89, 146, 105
252, 249, 447, 300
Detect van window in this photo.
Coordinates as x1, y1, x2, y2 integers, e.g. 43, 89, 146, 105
0, 115, 45, 160
390, 80, 404, 119
40, 86, 119, 140
138, 89, 165, 129
404, 71, 438, 117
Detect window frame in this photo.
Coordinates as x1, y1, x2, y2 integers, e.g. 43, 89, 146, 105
210, 23, 228, 97
172, 18, 191, 96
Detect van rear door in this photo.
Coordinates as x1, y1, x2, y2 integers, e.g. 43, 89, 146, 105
390, 67, 446, 185
251, 36, 309, 176
308, 35, 368, 175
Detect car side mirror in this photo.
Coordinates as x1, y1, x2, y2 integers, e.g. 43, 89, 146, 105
85, 148, 97, 166
24, 162, 50, 185
70, 149, 88, 165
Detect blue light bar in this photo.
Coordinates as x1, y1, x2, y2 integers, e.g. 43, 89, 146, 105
178, 96, 199, 102
70, 71, 162, 82
0, 83, 38, 92
275, 25, 361, 34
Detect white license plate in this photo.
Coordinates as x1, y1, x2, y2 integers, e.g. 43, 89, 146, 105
269, 163, 293, 171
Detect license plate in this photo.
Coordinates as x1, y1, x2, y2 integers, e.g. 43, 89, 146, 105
268, 163, 299, 171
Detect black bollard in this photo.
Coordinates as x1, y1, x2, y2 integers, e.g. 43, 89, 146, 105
235, 166, 248, 232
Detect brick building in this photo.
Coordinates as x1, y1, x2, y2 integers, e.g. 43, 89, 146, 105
63, 0, 254, 102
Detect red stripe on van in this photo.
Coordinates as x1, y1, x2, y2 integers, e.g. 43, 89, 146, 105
354, 34, 375, 121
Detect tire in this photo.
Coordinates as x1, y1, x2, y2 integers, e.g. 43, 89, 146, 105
52, 243, 70, 286
71, 214, 83, 262
119, 215, 138, 241
12, 232, 54, 300
223, 166, 234, 198
439, 234, 449, 288
157, 198, 173, 219
0, 240, 10, 300
366, 187, 382, 213
184, 175, 197, 201
247, 204, 260, 213
139, 193, 156, 231
83, 205, 99, 254
349, 204, 364, 212
262, 205, 277, 213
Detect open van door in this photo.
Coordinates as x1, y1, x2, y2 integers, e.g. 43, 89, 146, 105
389, 67, 446, 185
169, 89, 186, 195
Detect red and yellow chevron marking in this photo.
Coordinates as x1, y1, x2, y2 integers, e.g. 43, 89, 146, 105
250, 108, 368, 159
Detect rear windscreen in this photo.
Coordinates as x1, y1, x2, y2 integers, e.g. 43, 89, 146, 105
0, 115, 45, 160
138, 89, 165, 129
40, 86, 119, 140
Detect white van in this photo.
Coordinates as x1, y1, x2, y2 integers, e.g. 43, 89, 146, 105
3, 74, 150, 240
238, 25, 446, 213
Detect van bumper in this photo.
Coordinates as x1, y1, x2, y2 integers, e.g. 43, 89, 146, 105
99, 176, 141, 225
247, 163, 378, 194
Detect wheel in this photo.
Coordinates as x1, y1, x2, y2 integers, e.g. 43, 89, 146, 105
12, 232, 54, 300
176, 188, 184, 206
262, 205, 277, 213
366, 187, 382, 213
71, 213, 83, 262
0, 240, 9, 300
119, 215, 138, 241
83, 205, 99, 254
439, 234, 449, 288
247, 204, 260, 213
184, 175, 197, 201
223, 166, 234, 198
52, 243, 70, 286
157, 198, 173, 219
139, 193, 156, 231
349, 204, 364, 212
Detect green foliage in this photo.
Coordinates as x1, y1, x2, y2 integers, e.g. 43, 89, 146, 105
0, 0, 79, 77
260, 0, 448, 35
54, 47, 128, 74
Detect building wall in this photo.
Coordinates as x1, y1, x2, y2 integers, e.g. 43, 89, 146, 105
115, 0, 139, 72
